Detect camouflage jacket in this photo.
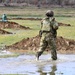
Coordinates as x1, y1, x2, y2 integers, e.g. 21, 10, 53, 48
40, 17, 58, 38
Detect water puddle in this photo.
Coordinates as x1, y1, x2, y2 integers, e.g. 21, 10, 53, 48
0, 54, 75, 75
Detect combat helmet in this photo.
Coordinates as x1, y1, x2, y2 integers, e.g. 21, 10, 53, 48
46, 10, 54, 17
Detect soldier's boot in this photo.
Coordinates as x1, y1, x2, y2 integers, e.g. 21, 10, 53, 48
52, 56, 57, 60
51, 50, 57, 60
36, 51, 43, 61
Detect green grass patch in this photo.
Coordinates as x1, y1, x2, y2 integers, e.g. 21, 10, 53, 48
0, 30, 39, 46
0, 7, 75, 48
11, 20, 40, 30
0, 7, 75, 18
0, 17, 75, 48
0, 53, 19, 58
58, 26, 75, 39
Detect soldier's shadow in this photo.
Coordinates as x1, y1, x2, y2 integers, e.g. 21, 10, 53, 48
37, 64, 57, 75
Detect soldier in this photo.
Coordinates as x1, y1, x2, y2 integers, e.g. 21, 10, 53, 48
2, 14, 8, 22
36, 10, 58, 60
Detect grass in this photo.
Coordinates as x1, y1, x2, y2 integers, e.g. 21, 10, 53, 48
0, 20, 40, 46
0, 6, 75, 18
0, 6, 75, 74
58, 26, 75, 39
11, 20, 40, 29
0, 16, 75, 47
0, 7, 75, 48
0, 29, 39, 46
56, 17, 75, 39
0, 53, 19, 58
11, 17, 75, 40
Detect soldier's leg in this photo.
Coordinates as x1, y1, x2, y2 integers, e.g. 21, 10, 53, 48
48, 38, 57, 60
36, 39, 48, 60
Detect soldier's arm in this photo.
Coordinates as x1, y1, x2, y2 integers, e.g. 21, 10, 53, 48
39, 20, 43, 37
41, 20, 43, 29
52, 18, 59, 30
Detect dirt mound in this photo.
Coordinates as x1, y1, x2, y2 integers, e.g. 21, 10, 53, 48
11, 18, 41, 20
0, 18, 71, 27
12, 18, 71, 26
0, 29, 12, 34
58, 22, 71, 26
6, 35, 75, 53
6, 36, 40, 50
0, 21, 30, 29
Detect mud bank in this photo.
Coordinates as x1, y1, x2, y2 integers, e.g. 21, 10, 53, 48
0, 18, 71, 26
0, 29, 12, 34
11, 18, 71, 26
6, 35, 75, 54
0, 21, 30, 29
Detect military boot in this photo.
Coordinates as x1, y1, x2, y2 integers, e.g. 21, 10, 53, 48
51, 50, 57, 60
52, 56, 57, 60
35, 52, 39, 61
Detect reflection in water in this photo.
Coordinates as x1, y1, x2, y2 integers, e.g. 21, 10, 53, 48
38, 66, 47, 75
37, 64, 57, 75
49, 65, 57, 75
0, 54, 75, 74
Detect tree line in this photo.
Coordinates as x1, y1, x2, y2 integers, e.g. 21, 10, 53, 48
0, 0, 75, 7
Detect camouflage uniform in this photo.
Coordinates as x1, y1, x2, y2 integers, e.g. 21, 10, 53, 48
36, 16, 58, 60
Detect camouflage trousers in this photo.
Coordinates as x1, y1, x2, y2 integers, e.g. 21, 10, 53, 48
36, 33, 57, 60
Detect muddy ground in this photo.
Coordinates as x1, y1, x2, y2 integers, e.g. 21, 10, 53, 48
0, 20, 73, 54
0, 29, 12, 34
0, 18, 71, 26
0, 21, 70, 34
0, 20, 75, 74
0, 21, 30, 29
0, 21, 30, 34
6, 35, 75, 54
11, 18, 71, 26
58, 22, 71, 26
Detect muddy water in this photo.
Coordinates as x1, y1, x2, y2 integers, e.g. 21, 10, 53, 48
0, 54, 75, 75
